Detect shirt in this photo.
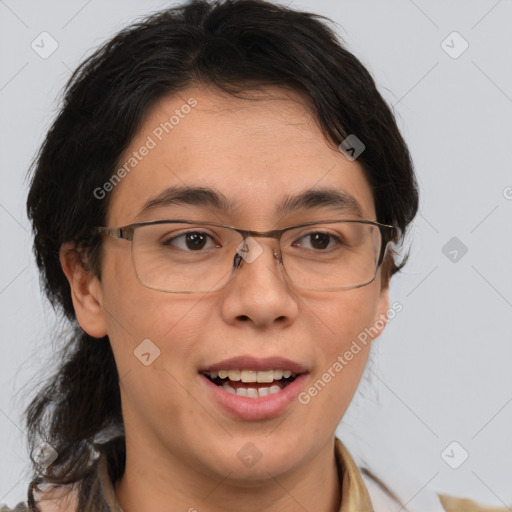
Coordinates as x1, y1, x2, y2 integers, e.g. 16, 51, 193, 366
1, 437, 508, 511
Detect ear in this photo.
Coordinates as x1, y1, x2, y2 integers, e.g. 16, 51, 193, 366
59, 243, 108, 338
371, 281, 390, 341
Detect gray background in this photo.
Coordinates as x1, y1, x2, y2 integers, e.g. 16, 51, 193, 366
1, 0, 511, 508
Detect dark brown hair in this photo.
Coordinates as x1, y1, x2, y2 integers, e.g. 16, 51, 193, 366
25, 0, 418, 509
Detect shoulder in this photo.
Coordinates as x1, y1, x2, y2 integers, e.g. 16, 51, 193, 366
439, 493, 510, 512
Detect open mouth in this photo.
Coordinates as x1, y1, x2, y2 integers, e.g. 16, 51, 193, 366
201, 369, 299, 398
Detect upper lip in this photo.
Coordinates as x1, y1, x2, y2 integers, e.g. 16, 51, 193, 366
198, 355, 309, 374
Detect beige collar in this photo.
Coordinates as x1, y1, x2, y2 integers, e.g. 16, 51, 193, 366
335, 438, 374, 511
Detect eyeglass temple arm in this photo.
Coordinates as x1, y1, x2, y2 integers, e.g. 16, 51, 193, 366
96, 226, 135, 241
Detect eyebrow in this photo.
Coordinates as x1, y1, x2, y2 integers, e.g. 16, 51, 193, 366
135, 185, 363, 219
277, 187, 363, 217
135, 186, 238, 218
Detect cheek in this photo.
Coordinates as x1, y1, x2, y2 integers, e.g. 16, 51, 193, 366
305, 283, 382, 352
99, 247, 212, 366
99, 258, 214, 423
300, 286, 381, 418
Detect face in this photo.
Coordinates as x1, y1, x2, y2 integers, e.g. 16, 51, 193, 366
68, 85, 389, 484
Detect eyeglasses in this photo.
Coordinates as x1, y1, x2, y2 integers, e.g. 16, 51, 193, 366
96, 219, 396, 293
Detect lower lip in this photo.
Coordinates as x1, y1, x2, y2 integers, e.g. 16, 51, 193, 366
200, 373, 308, 421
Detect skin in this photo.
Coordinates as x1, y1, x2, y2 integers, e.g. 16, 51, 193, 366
60, 85, 390, 512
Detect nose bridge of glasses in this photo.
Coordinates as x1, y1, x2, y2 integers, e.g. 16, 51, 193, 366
234, 231, 283, 268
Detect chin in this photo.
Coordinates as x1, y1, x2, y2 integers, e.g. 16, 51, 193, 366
202, 436, 304, 482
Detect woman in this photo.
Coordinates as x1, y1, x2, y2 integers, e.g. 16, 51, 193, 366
5, 0, 507, 510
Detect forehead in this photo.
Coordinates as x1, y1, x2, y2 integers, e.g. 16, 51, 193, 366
106, 85, 375, 226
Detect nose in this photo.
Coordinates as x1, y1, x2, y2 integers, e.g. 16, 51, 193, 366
219, 239, 299, 329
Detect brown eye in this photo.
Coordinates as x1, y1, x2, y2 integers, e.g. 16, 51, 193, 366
185, 232, 207, 250
294, 232, 338, 250
309, 233, 331, 249
164, 231, 218, 251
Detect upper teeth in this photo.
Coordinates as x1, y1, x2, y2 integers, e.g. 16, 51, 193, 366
206, 369, 296, 382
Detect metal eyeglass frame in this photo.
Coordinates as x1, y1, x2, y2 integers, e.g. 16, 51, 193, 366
95, 219, 397, 292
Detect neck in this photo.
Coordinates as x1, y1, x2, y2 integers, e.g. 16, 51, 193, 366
114, 437, 341, 512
